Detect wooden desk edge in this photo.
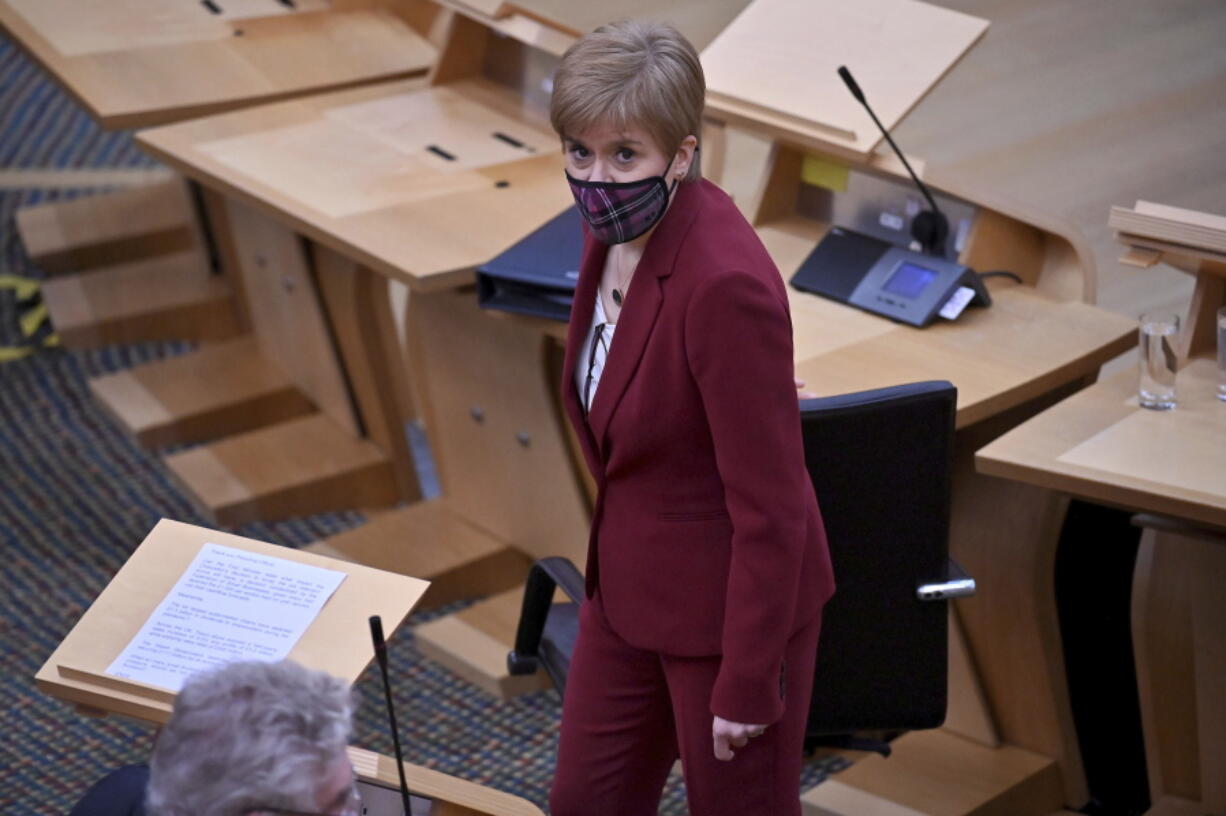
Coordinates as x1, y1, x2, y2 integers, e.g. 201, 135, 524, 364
135, 129, 476, 291
975, 451, 1226, 531
349, 746, 545, 816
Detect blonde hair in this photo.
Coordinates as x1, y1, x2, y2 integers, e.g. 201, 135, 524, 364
551, 20, 705, 182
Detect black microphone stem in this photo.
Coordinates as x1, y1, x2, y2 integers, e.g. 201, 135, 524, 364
857, 100, 941, 218
370, 615, 414, 816
838, 65, 948, 254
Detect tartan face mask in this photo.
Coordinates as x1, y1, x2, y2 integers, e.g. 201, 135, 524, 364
566, 156, 677, 245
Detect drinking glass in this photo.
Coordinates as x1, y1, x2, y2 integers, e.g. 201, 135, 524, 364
1217, 306, 1226, 402
1138, 312, 1179, 410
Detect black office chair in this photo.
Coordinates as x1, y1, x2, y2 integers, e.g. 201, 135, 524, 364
508, 381, 975, 754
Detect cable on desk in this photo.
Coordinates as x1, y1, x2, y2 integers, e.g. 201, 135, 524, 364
977, 270, 1024, 284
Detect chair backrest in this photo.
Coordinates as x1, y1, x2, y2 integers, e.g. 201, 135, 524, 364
799, 380, 956, 736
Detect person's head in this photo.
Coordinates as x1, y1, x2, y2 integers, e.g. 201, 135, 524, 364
147, 661, 358, 816
550, 20, 705, 187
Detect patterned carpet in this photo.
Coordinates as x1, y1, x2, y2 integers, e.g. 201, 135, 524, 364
0, 33, 844, 814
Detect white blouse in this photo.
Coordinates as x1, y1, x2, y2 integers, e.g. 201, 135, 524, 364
574, 294, 615, 414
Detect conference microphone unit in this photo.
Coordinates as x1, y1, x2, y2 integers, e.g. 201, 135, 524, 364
837, 65, 949, 256
369, 615, 416, 816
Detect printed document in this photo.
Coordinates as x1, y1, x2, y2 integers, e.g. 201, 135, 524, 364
107, 543, 346, 691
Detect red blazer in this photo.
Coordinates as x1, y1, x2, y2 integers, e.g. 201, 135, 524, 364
561, 179, 835, 725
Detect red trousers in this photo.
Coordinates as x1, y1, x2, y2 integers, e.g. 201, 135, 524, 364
550, 593, 822, 816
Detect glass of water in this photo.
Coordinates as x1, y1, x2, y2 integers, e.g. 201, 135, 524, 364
1217, 306, 1226, 402
1138, 312, 1180, 410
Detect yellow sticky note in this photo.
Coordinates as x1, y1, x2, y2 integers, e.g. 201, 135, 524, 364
801, 155, 849, 193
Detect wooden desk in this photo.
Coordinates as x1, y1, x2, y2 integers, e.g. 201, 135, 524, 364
976, 204, 1226, 816
976, 360, 1225, 528
0, 0, 438, 129
138, 75, 572, 293
976, 355, 1226, 816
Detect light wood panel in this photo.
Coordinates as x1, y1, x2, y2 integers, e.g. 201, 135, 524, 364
701, 0, 988, 162
449, 0, 750, 50
305, 499, 531, 610
1132, 531, 1200, 803
1130, 522, 1226, 815
407, 288, 590, 566
313, 246, 422, 502
14, 180, 196, 274
801, 729, 1063, 816
349, 746, 544, 816
220, 196, 361, 437
40, 250, 241, 348
0, 0, 437, 128
163, 414, 397, 526
88, 336, 313, 449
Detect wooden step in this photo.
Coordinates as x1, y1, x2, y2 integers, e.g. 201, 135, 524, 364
163, 413, 398, 526
89, 336, 314, 449
801, 729, 1064, 816
1145, 796, 1204, 816
305, 499, 531, 611
415, 586, 553, 701
15, 180, 196, 274
42, 250, 241, 348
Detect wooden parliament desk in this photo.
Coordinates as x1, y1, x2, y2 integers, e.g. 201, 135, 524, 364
84, 1, 1132, 812
977, 214, 1226, 816
2, 0, 440, 355
35, 518, 543, 816
116, 4, 741, 544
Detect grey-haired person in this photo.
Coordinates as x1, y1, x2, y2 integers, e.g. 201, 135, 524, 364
70, 660, 361, 816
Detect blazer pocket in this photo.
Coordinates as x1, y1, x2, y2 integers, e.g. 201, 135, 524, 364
657, 508, 730, 522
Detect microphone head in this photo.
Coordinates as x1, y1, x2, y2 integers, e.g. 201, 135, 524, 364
837, 66, 866, 105
369, 615, 387, 654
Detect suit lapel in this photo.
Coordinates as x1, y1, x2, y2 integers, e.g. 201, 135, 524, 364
562, 181, 707, 461
561, 231, 607, 472
586, 182, 705, 450
585, 272, 662, 449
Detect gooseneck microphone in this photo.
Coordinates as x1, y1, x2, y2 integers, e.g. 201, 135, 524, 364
369, 615, 414, 815
837, 65, 949, 255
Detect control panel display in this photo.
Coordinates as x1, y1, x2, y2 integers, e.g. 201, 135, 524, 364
882, 262, 938, 299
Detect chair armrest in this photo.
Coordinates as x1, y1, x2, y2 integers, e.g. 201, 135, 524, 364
916, 557, 976, 601
507, 557, 584, 676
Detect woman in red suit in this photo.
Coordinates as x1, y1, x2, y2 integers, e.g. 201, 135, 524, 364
547, 20, 835, 816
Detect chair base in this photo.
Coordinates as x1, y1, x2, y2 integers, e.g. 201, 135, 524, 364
415, 586, 553, 700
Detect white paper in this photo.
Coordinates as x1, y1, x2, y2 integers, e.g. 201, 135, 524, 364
939, 285, 976, 320
107, 543, 346, 692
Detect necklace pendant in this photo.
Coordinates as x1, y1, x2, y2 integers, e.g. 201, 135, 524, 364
612, 289, 623, 307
